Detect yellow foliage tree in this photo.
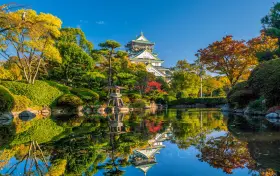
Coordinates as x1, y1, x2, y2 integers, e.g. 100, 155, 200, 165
0, 9, 62, 84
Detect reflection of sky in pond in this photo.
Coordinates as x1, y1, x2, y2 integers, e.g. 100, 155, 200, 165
1, 109, 280, 176
95, 133, 250, 176
0, 157, 48, 175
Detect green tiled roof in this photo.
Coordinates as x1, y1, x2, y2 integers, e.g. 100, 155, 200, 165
132, 40, 154, 45
131, 49, 161, 61
131, 59, 164, 63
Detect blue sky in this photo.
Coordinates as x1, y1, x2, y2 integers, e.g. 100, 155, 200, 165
2, 0, 275, 67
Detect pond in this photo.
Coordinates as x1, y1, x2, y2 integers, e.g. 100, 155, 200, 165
0, 109, 280, 176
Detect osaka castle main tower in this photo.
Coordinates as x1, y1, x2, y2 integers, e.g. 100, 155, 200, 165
126, 32, 171, 79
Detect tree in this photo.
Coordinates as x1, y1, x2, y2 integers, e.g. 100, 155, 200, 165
171, 60, 200, 98
99, 40, 121, 86
197, 133, 255, 174
262, 3, 280, 41
0, 9, 62, 84
48, 28, 96, 87
203, 76, 223, 97
197, 35, 277, 87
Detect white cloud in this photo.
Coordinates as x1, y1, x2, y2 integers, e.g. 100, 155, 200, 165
79, 20, 88, 24
96, 21, 105, 25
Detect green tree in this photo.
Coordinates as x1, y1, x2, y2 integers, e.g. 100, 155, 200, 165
171, 60, 200, 98
99, 40, 121, 86
48, 28, 96, 87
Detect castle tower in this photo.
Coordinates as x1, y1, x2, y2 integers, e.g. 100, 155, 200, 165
126, 33, 171, 79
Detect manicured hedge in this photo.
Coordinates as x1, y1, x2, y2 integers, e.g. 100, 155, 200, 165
0, 85, 14, 112
1, 81, 63, 106
57, 94, 84, 107
248, 59, 280, 107
170, 97, 227, 107
44, 80, 71, 94
71, 88, 99, 103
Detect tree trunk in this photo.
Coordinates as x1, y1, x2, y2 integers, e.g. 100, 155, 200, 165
31, 58, 42, 84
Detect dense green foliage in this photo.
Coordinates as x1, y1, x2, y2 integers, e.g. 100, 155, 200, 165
1, 81, 63, 106
227, 82, 257, 108
248, 59, 280, 107
0, 85, 14, 111
129, 99, 147, 108
71, 88, 99, 103
248, 97, 266, 112
57, 94, 84, 107
12, 95, 32, 112
11, 118, 64, 145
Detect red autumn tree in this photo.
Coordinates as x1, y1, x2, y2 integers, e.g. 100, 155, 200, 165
145, 81, 163, 93
197, 35, 277, 87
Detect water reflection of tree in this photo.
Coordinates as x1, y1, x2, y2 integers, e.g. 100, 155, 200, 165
170, 110, 226, 149
1, 141, 49, 176
228, 115, 280, 175
197, 133, 256, 174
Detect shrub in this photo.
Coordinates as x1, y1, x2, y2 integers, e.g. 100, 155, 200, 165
170, 97, 227, 107
128, 93, 142, 100
12, 95, 32, 112
130, 99, 147, 108
163, 95, 177, 103
1, 81, 63, 106
121, 96, 130, 104
0, 85, 14, 112
227, 81, 257, 108
71, 88, 99, 103
248, 59, 280, 107
248, 97, 266, 112
57, 94, 84, 107
44, 80, 71, 94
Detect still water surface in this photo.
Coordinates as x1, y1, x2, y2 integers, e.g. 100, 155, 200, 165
0, 109, 279, 176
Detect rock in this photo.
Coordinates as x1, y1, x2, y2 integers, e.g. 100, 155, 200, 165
41, 107, 51, 117
234, 109, 244, 114
0, 113, 13, 126
19, 111, 36, 121
221, 104, 230, 112
275, 110, 280, 115
244, 107, 251, 114
265, 113, 279, 119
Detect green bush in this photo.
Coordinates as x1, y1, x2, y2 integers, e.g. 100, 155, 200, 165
12, 95, 32, 112
248, 97, 266, 112
130, 99, 147, 108
44, 80, 71, 94
227, 81, 257, 108
170, 97, 227, 107
71, 88, 99, 103
0, 85, 14, 111
57, 94, 84, 107
164, 95, 177, 103
1, 81, 63, 106
128, 93, 142, 100
248, 59, 280, 107
121, 96, 130, 104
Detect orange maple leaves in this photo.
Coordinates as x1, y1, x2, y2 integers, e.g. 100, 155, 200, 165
197, 34, 278, 87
